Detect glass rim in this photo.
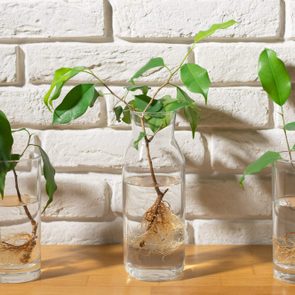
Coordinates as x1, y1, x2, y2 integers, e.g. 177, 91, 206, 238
0, 154, 41, 164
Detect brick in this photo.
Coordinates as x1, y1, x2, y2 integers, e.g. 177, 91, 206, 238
25, 43, 189, 85
42, 129, 130, 171
42, 173, 111, 219
286, 0, 295, 40
190, 219, 272, 244
41, 129, 209, 172
212, 130, 295, 173
175, 131, 210, 171
41, 218, 123, 244
110, 0, 281, 40
195, 43, 295, 84
0, 0, 105, 40
186, 174, 271, 219
0, 46, 18, 85
0, 86, 104, 129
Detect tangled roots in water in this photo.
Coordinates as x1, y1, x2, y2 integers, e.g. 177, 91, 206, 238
0, 233, 37, 264
133, 200, 184, 256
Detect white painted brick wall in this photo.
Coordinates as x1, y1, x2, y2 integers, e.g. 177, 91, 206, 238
0, 0, 106, 40
0, 0, 290, 245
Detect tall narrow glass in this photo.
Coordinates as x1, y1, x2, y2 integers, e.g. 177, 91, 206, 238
123, 112, 185, 281
273, 159, 295, 283
0, 156, 41, 283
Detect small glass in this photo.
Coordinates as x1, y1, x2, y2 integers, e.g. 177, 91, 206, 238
123, 111, 185, 281
273, 159, 295, 283
0, 156, 41, 283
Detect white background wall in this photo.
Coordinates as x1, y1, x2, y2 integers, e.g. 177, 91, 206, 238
0, 0, 292, 244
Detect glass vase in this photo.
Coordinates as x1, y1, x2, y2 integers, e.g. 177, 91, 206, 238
123, 111, 185, 281
0, 156, 41, 283
273, 159, 295, 283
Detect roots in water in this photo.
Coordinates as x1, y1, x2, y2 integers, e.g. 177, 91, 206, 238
274, 233, 295, 265
0, 223, 37, 264
132, 200, 184, 256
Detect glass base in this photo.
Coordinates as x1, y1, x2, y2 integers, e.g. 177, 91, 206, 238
126, 263, 183, 281
0, 269, 40, 283
274, 269, 295, 284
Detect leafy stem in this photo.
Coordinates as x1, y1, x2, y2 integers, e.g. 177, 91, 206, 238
83, 69, 131, 108
143, 44, 196, 114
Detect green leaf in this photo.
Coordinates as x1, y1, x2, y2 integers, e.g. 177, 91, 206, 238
129, 57, 165, 83
53, 84, 100, 124
176, 88, 199, 138
258, 49, 291, 106
0, 110, 13, 170
126, 85, 150, 95
285, 122, 295, 131
160, 95, 191, 112
240, 151, 282, 186
0, 154, 20, 198
37, 146, 57, 213
146, 114, 172, 133
133, 132, 146, 150
134, 95, 163, 113
122, 106, 131, 124
291, 144, 295, 151
180, 63, 211, 103
44, 66, 85, 110
114, 106, 123, 122
194, 20, 237, 42
0, 171, 5, 199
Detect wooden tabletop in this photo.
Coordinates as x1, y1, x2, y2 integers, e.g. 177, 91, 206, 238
0, 245, 295, 294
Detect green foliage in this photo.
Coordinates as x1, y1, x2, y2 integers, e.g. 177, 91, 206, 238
194, 20, 237, 42
129, 57, 165, 83
53, 84, 100, 124
160, 95, 191, 112
180, 63, 211, 103
134, 95, 163, 113
44, 67, 85, 110
37, 146, 57, 213
177, 87, 199, 138
133, 132, 146, 150
285, 122, 295, 131
240, 151, 282, 186
0, 109, 57, 210
0, 111, 13, 165
258, 49, 291, 106
126, 85, 150, 95
114, 106, 124, 122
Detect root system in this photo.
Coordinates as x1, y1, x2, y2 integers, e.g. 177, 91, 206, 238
274, 233, 295, 264
132, 200, 184, 256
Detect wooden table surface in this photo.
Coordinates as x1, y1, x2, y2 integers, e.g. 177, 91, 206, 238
0, 245, 295, 294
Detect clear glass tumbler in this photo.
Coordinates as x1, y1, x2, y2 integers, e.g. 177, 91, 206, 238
123, 111, 185, 281
273, 159, 295, 283
0, 156, 41, 283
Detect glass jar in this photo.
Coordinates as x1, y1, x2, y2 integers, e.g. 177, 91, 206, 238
0, 156, 41, 283
123, 111, 185, 281
273, 159, 295, 283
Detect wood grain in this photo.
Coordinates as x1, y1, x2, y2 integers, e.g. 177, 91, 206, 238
0, 245, 294, 294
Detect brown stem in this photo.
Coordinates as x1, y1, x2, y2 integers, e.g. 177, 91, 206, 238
12, 169, 36, 230
10, 169, 38, 262
139, 117, 169, 230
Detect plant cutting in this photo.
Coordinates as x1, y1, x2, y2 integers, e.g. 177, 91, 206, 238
44, 20, 236, 281
0, 111, 56, 283
240, 48, 295, 283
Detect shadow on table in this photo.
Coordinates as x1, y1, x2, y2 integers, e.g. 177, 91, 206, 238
41, 244, 123, 280
182, 245, 271, 281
